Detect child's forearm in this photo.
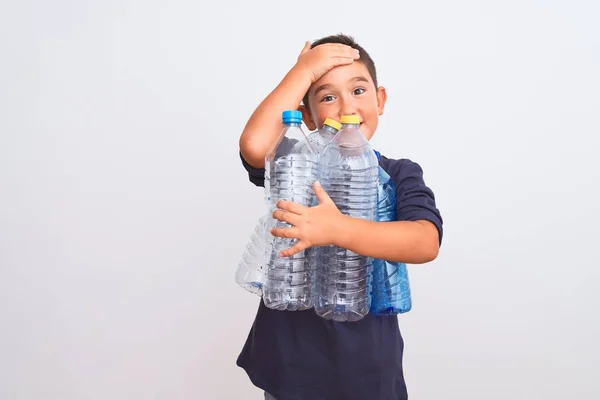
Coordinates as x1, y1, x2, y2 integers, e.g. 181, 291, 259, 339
333, 217, 440, 264
239, 67, 311, 168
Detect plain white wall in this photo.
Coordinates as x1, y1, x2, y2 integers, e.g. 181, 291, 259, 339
1, 1, 598, 399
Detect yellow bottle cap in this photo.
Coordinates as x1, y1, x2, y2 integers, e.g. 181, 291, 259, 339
340, 115, 361, 124
323, 118, 342, 131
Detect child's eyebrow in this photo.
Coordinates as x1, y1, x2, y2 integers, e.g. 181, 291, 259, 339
313, 84, 332, 97
349, 76, 370, 84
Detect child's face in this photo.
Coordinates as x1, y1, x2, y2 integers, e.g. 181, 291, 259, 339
303, 61, 387, 140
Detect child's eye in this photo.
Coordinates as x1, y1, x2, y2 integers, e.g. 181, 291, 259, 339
353, 87, 366, 95
320, 95, 335, 103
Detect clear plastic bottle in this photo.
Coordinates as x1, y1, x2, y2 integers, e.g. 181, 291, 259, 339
370, 166, 412, 315
306, 118, 341, 156
315, 115, 379, 322
235, 214, 270, 296
262, 110, 317, 311
305, 118, 341, 295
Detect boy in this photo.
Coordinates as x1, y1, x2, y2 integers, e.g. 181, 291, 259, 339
237, 34, 443, 400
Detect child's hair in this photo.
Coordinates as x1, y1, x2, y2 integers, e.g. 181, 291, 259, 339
302, 34, 378, 109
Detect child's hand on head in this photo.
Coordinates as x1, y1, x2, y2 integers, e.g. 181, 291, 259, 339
294, 41, 360, 84
271, 181, 343, 257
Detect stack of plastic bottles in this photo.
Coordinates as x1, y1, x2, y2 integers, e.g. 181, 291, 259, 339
235, 111, 412, 321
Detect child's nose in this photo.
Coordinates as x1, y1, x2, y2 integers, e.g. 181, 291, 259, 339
339, 101, 358, 118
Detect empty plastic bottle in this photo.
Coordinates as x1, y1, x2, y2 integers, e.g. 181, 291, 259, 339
315, 115, 379, 322
262, 110, 318, 311
235, 215, 270, 296
369, 166, 412, 315
306, 118, 341, 156
304, 118, 341, 294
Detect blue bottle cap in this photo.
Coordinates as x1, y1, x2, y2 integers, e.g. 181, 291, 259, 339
282, 110, 302, 124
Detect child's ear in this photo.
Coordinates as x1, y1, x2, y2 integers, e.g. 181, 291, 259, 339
298, 105, 317, 131
376, 86, 388, 116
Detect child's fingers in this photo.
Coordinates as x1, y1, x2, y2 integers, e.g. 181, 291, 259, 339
276, 200, 306, 215
313, 181, 333, 204
330, 57, 355, 67
272, 209, 301, 226
328, 44, 360, 59
299, 40, 311, 56
321, 43, 358, 55
279, 241, 309, 258
271, 226, 300, 239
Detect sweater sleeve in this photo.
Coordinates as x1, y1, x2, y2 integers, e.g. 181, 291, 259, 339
385, 157, 444, 245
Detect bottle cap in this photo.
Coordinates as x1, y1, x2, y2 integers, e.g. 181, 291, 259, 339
323, 118, 342, 131
282, 110, 302, 124
340, 115, 361, 124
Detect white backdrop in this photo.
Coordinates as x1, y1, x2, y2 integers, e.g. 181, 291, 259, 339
1, 1, 599, 399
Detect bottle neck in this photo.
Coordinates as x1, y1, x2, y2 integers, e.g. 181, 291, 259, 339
283, 122, 302, 127
323, 125, 339, 135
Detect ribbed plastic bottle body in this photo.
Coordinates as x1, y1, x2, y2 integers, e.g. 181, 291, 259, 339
315, 119, 379, 321
262, 112, 318, 311
305, 121, 340, 282
370, 167, 412, 315
235, 214, 269, 296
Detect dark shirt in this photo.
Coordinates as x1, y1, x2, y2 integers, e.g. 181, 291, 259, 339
237, 151, 443, 400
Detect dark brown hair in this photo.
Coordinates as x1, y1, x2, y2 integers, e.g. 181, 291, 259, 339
302, 34, 378, 109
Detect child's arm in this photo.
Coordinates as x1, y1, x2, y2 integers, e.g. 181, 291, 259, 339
272, 182, 440, 264
239, 42, 360, 168
332, 218, 439, 264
